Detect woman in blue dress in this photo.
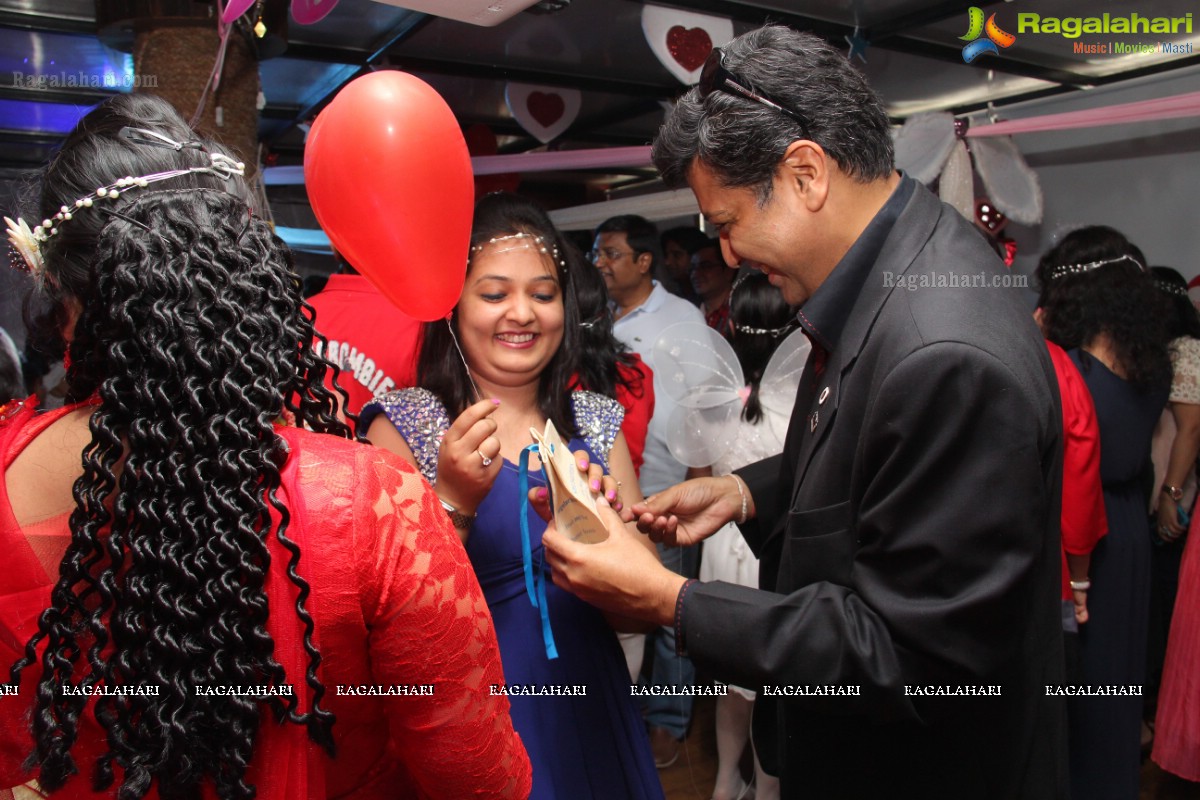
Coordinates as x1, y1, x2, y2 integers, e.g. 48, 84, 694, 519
1036, 226, 1172, 800
361, 192, 664, 800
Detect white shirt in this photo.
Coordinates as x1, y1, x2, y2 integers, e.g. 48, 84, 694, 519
612, 281, 710, 494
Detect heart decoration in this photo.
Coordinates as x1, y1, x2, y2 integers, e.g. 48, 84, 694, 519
527, 92, 565, 128
975, 198, 1008, 234
667, 26, 713, 72
641, 4, 734, 85
223, 0, 338, 27
505, 83, 581, 144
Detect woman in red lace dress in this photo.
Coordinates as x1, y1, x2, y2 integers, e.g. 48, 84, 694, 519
0, 94, 530, 800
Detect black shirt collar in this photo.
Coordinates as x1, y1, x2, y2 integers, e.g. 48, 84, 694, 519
795, 173, 915, 353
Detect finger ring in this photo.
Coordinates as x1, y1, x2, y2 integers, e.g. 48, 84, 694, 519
477, 450, 493, 467
615, 481, 623, 490
1161, 525, 1172, 535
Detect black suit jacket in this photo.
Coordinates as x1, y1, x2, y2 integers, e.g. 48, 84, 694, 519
682, 184, 1067, 799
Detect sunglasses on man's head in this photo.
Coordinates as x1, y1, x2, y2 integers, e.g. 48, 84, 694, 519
697, 48, 812, 141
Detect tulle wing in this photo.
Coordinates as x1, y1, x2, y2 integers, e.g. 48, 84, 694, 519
757, 327, 811, 420
652, 322, 744, 468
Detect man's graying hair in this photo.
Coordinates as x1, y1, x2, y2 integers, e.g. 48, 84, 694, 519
652, 25, 894, 201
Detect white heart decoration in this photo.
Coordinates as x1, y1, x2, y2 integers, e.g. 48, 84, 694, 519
641, 3, 734, 85
505, 83, 582, 145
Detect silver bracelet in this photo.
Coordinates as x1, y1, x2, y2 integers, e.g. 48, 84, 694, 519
1069, 579, 1091, 592
728, 474, 748, 525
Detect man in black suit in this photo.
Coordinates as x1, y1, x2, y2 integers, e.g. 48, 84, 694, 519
541, 24, 1067, 799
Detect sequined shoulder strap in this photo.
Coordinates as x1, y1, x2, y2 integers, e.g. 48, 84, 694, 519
570, 391, 624, 471
361, 387, 450, 484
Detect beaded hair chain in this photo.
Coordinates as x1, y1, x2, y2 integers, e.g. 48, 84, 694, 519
1047, 254, 1144, 281
5, 127, 246, 277
470, 231, 566, 269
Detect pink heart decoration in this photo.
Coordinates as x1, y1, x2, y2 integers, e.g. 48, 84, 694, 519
667, 26, 713, 72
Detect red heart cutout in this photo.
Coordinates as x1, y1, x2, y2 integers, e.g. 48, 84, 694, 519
667, 26, 713, 72
527, 92, 565, 128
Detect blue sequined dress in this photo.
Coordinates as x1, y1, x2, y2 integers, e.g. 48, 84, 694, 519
360, 389, 664, 800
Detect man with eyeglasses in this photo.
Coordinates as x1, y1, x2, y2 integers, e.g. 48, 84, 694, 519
544, 25, 1066, 800
591, 214, 712, 768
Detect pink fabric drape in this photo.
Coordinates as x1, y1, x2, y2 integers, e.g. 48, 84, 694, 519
966, 91, 1200, 138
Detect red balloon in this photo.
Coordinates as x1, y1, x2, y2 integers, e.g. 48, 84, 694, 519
305, 72, 473, 321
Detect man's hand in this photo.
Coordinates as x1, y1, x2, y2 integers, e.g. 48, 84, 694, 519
543, 499, 686, 627
628, 476, 750, 546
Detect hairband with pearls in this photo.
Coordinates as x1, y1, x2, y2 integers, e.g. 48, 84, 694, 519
469, 231, 565, 269
1048, 254, 1144, 281
5, 127, 245, 278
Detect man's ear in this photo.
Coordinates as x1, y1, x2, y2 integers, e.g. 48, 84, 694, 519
780, 139, 829, 212
636, 252, 653, 276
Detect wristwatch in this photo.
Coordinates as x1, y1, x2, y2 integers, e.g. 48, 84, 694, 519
439, 498, 476, 530
1162, 484, 1184, 502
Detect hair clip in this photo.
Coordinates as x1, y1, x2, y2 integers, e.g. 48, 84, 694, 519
119, 126, 204, 151
1048, 254, 1144, 281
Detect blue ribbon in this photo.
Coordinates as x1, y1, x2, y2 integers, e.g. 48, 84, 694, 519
519, 443, 558, 660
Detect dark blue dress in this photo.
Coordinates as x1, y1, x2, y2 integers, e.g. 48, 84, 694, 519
1066, 350, 1168, 800
361, 389, 664, 800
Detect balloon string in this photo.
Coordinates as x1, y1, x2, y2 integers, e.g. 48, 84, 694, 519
445, 318, 483, 402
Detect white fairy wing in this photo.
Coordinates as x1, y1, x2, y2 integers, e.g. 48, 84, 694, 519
653, 321, 744, 468
652, 322, 743, 409
757, 327, 811, 420
666, 402, 743, 468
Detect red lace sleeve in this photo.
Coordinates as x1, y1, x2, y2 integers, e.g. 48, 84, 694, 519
351, 448, 531, 799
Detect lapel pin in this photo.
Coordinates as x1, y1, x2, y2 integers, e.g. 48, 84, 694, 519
818, 386, 830, 405
809, 411, 819, 432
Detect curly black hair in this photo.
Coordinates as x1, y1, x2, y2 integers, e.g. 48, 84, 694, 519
1035, 225, 1171, 390
9, 94, 348, 799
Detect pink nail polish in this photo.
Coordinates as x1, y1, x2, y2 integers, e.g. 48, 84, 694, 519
590, 479, 600, 491
577, 458, 588, 470
536, 487, 548, 500
606, 490, 616, 500
491, 398, 501, 405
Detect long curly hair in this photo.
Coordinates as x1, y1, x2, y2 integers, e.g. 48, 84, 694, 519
9, 94, 348, 799
1035, 225, 1171, 390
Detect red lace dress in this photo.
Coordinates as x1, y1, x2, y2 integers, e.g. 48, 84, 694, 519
0, 400, 531, 800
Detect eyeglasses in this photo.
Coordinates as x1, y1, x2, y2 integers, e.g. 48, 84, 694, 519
698, 48, 812, 140
588, 247, 635, 264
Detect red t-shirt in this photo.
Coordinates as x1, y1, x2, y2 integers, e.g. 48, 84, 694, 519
1046, 340, 1108, 600
308, 275, 421, 415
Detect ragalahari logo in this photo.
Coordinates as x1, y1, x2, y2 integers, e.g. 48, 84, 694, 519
960, 7, 1017, 62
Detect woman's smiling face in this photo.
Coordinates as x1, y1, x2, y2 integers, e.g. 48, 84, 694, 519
457, 235, 565, 389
